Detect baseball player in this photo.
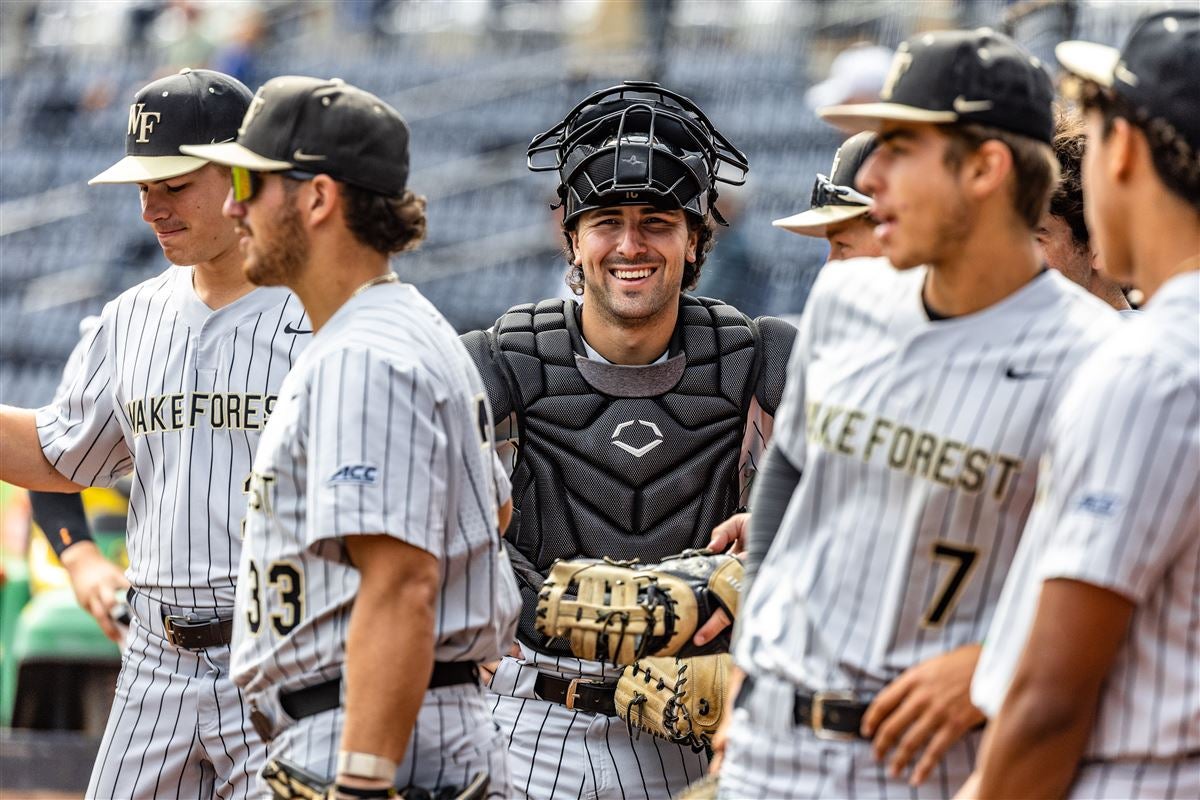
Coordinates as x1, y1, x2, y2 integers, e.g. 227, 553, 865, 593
460, 81, 796, 800
772, 131, 882, 261
715, 30, 1123, 799
183, 75, 522, 799
966, 10, 1200, 798
0, 68, 301, 799
1037, 108, 1132, 311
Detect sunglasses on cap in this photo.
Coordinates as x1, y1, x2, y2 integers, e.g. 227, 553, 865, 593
810, 173, 872, 209
230, 166, 318, 203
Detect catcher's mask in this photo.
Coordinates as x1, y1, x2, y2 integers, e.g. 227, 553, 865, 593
527, 81, 749, 226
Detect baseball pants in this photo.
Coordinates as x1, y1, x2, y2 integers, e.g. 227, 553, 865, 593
718, 670, 979, 800
250, 680, 513, 800
88, 590, 264, 800
486, 654, 709, 800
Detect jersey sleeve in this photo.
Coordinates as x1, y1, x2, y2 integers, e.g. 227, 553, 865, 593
305, 348, 449, 558
1034, 356, 1199, 603
34, 312, 132, 487
769, 303, 817, 471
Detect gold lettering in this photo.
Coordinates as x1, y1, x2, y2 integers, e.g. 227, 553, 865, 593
888, 426, 915, 470
863, 417, 893, 462
993, 455, 1024, 499
959, 449, 989, 493
932, 439, 962, 487
910, 432, 938, 479
837, 410, 864, 456
170, 394, 185, 430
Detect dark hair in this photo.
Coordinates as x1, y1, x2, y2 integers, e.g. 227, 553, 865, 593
561, 213, 716, 296
1079, 81, 1200, 213
341, 185, 428, 255
1049, 107, 1090, 248
942, 123, 1060, 230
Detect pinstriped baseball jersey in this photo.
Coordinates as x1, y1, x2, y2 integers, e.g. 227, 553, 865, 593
973, 269, 1200, 761
35, 266, 308, 606
232, 281, 521, 698
736, 258, 1121, 695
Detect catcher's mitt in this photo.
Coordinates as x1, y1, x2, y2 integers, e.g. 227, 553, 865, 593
262, 758, 488, 800
535, 548, 743, 665
616, 654, 733, 751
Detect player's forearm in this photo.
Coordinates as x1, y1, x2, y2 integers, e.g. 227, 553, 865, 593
0, 405, 84, 491
29, 490, 93, 555
973, 682, 1094, 798
744, 444, 801, 590
340, 544, 439, 764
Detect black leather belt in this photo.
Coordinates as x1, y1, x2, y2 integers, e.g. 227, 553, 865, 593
534, 673, 618, 716
281, 662, 480, 722
162, 612, 234, 650
739, 675, 869, 741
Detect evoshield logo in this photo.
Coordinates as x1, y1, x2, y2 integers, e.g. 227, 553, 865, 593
611, 420, 663, 458
328, 464, 378, 485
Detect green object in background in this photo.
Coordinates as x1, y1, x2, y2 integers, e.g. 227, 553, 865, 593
0, 557, 31, 727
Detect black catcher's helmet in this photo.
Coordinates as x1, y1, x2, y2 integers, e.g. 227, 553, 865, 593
527, 81, 749, 226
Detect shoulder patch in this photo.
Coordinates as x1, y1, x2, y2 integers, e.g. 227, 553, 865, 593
1072, 491, 1124, 519
328, 463, 378, 485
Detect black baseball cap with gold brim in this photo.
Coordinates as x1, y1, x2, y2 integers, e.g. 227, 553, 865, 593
1056, 9, 1200, 152
773, 132, 877, 237
182, 76, 410, 198
89, 69, 252, 185
819, 29, 1055, 145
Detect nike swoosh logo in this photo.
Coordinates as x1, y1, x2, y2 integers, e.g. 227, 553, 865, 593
953, 96, 994, 114
292, 149, 327, 162
284, 322, 312, 335
1005, 366, 1051, 380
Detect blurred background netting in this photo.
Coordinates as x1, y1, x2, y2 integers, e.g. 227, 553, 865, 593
0, 0, 1168, 409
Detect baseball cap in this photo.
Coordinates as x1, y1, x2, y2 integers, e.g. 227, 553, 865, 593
819, 28, 1055, 144
1056, 9, 1200, 151
804, 45, 894, 111
181, 76, 410, 197
773, 132, 878, 236
89, 69, 253, 185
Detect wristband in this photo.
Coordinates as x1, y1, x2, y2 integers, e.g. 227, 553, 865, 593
337, 751, 396, 783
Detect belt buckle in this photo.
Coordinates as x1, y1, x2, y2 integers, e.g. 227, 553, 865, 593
564, 678, 583, 711
249, 701, 274, 743
162, 615, 186, 648
811, 690, 858, 741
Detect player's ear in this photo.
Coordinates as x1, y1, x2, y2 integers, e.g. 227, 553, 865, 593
962, 139, 1012, 202
685, 223, 700, 264
303, 174, 339, 227
1104, 117, 1138, 184
567, 229, 582, 265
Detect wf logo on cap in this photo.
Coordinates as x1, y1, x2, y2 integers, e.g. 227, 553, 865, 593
127, 103, 162, 143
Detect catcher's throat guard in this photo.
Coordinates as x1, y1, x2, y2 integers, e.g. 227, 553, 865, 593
534, 548, 743, 665
526, 81, 748, 226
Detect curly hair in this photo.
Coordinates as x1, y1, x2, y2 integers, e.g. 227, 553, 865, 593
1048, 106, 1090, 248
1079, 80, 1200, 213
340, 186, 428, 255
560, 214, 716, 296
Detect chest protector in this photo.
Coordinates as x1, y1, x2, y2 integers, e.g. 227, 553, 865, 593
473, 296, 767, 653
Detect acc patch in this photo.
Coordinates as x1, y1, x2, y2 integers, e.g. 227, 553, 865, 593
327, 464, 378, 485
1072, 491, 1124, 519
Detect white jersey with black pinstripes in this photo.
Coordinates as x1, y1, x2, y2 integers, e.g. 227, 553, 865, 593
35, 266, 308, 606
973, 269, 1200, 764
735, 258, 1122, 696
232, 281, 521, 698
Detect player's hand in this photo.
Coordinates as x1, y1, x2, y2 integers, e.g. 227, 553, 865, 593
692, 608, 731, 648
707, 512, 750, 557
479, 642, 523, 686
861, 643, 985, 786
59, 541, 130, 644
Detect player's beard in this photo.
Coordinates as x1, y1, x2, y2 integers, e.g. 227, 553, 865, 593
583, 256, 680, 328
241, 202, 309, 288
